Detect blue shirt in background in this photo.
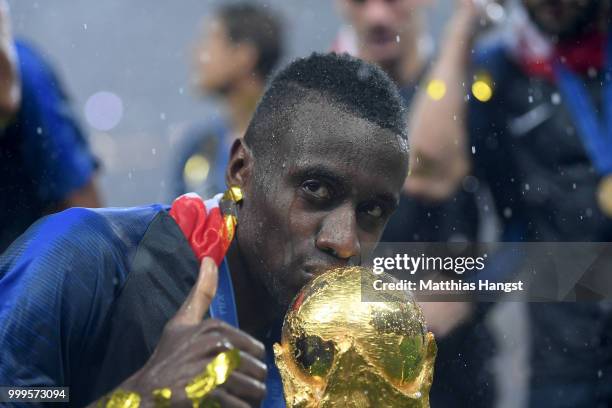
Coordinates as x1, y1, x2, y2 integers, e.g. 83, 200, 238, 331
0, 41, 97, 252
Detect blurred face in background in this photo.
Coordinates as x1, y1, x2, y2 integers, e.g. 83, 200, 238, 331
522, 0, 603, 39
338, 0, 426, 66
193, 18, 256, 95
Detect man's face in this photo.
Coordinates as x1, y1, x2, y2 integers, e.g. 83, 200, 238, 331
339, 0, 423, 65
237, 102, 408, 311
192, 18, 251, 94
522, 0, 601, 39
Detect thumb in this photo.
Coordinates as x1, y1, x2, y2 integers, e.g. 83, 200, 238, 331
173, 257, 219, 325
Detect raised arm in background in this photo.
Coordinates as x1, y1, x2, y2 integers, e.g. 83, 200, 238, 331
405, 1, 479, 201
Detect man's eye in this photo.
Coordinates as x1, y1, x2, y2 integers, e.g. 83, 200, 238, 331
301, 180, 331, 200
360, 202, 384, 218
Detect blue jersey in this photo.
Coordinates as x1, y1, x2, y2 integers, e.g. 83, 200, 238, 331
0, 41, 97, 251
0, 205, 201, 407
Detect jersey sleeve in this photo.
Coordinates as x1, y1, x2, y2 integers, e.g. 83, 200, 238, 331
0, 208, 131, 394
14, 41, 98, 203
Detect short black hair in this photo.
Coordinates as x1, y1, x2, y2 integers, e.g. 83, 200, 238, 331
218, 3, 284, 79
244, 52, 406, 158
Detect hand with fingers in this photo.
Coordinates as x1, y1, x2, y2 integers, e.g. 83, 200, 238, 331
93, 257, 267, 408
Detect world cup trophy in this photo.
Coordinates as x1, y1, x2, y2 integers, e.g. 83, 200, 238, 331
273, 267, 437, 407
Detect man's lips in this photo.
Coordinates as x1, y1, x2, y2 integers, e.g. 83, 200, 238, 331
366, 29, 396, 46
300, 263, 346, 284
300, 265, 325, 280
301, 265, 327, 278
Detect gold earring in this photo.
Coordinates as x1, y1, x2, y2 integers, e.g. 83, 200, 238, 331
223, 186, 243, 203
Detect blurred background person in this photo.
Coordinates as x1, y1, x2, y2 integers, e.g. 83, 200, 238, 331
334, 1, 495, 407
334, 0, 481, 244
173, 2, 284, 198
0, 0, 19, 123
0, 0, 100, 252
408, 0, 612, 405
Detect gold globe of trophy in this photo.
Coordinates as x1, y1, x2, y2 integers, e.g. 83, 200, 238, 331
274, 267, 437, 407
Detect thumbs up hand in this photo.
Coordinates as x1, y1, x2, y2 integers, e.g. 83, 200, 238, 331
103, 258, 267, 408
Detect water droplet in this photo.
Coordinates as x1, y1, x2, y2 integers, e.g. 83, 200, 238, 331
485, 2, 505, 22
36, 127, 42, 135
357, 65, 371, 81
503, 207, 512, 218
396, 35, 400, 43
84, 91, 124, 131
83, 23, 88, 30
471, 146, 476, 154
551, 93, 561, 105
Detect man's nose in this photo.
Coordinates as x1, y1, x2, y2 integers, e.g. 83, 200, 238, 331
315, 203, 361, 262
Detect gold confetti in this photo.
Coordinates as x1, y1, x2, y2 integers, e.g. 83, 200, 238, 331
183, 154, 211, 187
426, 79, 446, 101
223, 214, 237, 244
185, 349, 241, 407
597, 175, 612, 217
152, 388, 172, 408
102, 389, 141, 408
222, 186, 243, 203
472, 72, 494, 102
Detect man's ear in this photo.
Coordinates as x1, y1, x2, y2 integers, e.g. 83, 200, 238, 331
226, 138, 253, 189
